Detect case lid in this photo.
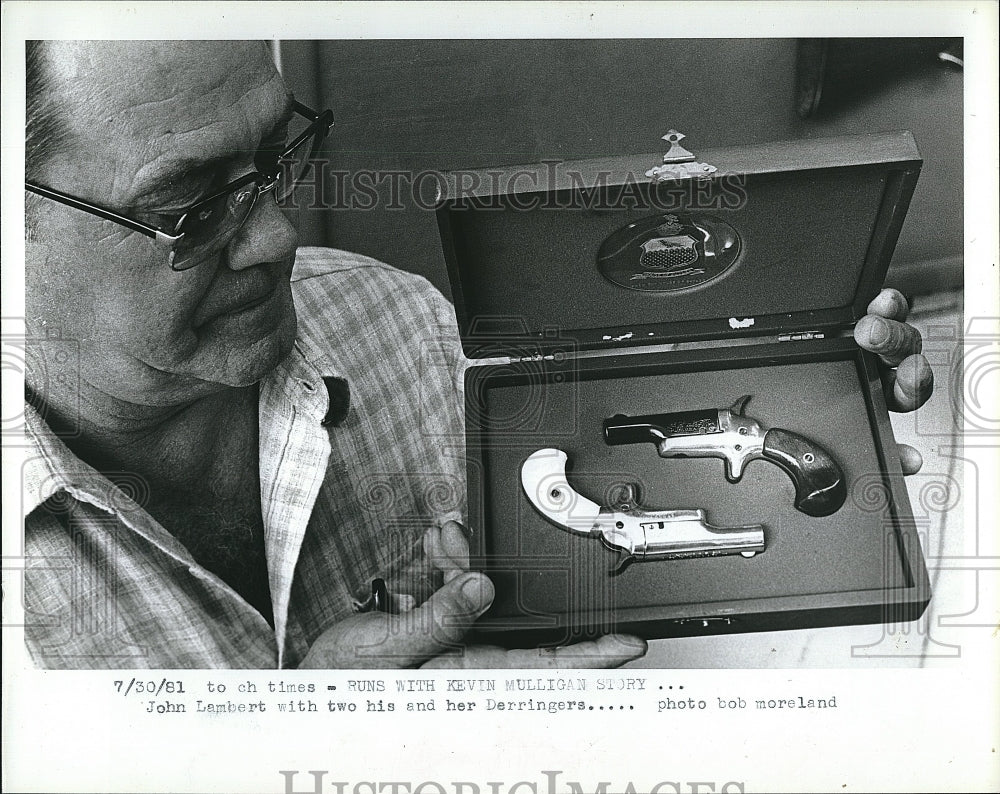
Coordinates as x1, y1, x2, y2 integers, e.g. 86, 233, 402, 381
436, 131, 921, 359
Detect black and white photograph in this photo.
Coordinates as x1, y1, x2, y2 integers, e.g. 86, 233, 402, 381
2, 2, 997, 793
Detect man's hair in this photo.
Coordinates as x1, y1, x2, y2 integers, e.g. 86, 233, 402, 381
25, 41, 66, 236
25, 40, 64, 181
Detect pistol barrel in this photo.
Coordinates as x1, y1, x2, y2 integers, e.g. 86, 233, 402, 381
604, 409, 721, 446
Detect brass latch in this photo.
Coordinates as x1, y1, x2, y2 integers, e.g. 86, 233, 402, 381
646, 130, 718, 181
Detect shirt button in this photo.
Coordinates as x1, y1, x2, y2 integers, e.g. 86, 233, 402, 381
321, 376, 351, 427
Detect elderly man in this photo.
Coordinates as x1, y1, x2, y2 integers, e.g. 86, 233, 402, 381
22, 40, 933, 669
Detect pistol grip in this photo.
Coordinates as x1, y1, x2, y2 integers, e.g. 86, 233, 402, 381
762, 428, 846, 517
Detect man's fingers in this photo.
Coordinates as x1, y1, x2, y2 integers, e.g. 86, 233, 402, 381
866, 288, 910, 322
305, 572, 495, 669
854, 315, 923, 366
377, 572, 493, 667
438, 520, 471, 584
421, 634, 648, 669
898, 444, 924, 476
371, 572, 494, 667
422, 520, 470, 586
882, 354, 934, 412
385, 521, 473, 603
857, 289, 936, 418
489, 634, 648, 669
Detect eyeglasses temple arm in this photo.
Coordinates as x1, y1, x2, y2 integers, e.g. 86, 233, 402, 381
292, 100, 334, 133
25, 181, 181, 246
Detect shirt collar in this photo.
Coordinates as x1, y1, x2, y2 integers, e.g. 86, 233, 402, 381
22, 402, 107, 516
21, 337, 351, 517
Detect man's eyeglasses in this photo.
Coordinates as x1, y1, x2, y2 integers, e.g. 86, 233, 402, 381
25, 101, 334, 271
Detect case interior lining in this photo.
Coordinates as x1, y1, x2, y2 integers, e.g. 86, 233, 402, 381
476, 354, 908, 620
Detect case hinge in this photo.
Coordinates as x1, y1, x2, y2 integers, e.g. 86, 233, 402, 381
778, 330, 825, 342
508, 353, 556, 364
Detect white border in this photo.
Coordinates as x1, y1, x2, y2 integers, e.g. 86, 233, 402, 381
3, 3, 998, 793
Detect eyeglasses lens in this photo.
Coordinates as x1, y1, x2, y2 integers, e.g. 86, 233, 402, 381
169, 184, 259, 270
275, 131, 320, 204
167, 116, 324, 270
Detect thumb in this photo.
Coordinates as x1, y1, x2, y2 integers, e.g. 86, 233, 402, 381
304, 572, 495, 669
410, 570, 495, 652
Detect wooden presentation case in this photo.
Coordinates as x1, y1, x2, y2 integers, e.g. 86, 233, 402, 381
436, 131, 930, 646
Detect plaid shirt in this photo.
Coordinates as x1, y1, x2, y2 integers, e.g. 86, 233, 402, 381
22, 248, 467, 669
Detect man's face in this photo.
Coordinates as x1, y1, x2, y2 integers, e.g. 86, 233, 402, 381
27, 41, 300, 407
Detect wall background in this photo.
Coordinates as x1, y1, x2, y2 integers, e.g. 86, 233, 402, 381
281, 39, 963, 301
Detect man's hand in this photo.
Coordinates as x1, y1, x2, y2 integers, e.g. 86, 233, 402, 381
853, 288, 934, 475
299, 521, 648, 669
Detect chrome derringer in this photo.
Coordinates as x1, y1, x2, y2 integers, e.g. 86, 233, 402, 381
603, 395, 847, 517
520, 448, 765, 575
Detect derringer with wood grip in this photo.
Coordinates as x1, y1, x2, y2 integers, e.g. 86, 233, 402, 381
603, 395, 846, 517
520, 448, 765, 575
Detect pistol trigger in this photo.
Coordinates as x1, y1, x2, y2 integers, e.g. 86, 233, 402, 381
609, 552, 634, 577
731, 395, 752, 416
725, 453, 745, 483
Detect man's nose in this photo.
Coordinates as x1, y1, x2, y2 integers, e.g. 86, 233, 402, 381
223, 190, 298, 270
